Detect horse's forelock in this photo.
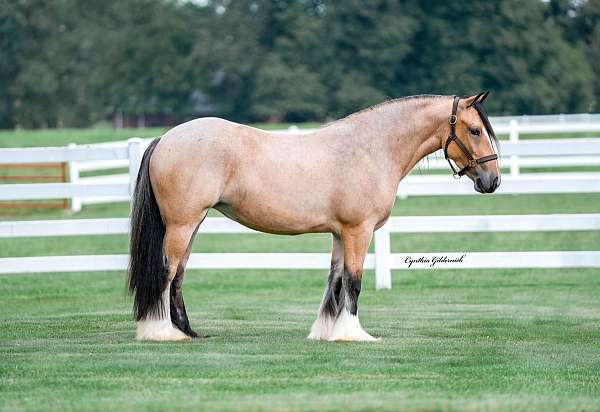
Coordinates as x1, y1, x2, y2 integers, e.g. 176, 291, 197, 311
473, 102, 499, 150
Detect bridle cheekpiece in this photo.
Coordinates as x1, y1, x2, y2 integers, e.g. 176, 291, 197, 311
443, 95, 498, 179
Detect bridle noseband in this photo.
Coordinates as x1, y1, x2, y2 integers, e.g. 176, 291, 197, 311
443, 96, 498, 178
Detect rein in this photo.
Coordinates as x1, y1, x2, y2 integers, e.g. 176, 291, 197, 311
443, 96, 498, 178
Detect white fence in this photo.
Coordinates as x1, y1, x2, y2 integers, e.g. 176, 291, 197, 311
1, 215, 599, 290
490, 113, 600, 125
1, 117, 600, 288
0, 139, 144, 211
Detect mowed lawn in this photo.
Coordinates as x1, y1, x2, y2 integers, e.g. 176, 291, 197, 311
1, 193, 599, 411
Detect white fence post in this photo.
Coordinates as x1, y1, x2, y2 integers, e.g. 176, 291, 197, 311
509, 119, 519, 177
374, 223, 392, 290
127, 138, 144, 197
68, 143, 82, 213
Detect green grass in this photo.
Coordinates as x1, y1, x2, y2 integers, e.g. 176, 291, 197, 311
1, 193, 599, 411
1, 268, 599, 411
2, 122, 600, 411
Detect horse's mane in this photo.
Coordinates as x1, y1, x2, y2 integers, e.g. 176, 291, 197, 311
326, 94, 445, 127
325, 93, 499, 149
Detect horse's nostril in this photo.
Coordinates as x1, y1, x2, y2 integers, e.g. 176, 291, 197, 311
493, 176, 499, 189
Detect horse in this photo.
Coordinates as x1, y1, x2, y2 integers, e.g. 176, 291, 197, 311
127, 92, 500, 342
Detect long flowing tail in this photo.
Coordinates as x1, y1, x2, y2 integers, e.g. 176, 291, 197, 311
127, 137, 168, 321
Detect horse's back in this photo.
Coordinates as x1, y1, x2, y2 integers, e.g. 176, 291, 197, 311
149, 117, 341, 233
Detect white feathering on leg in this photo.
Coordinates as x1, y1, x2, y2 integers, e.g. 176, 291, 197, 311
328, 310, 379, 342
307, 312, 335, 340
136, 285, 190, 341
307, 279, 337, 340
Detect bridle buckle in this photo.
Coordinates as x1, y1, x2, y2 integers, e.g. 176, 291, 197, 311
448, 114, 457, 125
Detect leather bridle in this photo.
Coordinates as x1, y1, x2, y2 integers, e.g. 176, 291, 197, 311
444, 95, 498, 178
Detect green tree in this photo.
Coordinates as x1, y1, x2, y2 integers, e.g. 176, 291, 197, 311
550, 0, 600, 111
1, 0, 100, 128
575, 0, 600, 110
0, 1, 27, 128
1, 0, 598, 129
251, 53, 326, 121
322, 0, 417, 115
90, 0, 213, 121
198, 1, 264, 121
396, 0, 594, 114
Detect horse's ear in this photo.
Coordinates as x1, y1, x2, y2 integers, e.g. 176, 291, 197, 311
463, 92, 484, 107
465, 91, 489, 107
477, 91, 490, 104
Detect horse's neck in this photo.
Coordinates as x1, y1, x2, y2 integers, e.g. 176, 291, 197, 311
338, 98, 449, 182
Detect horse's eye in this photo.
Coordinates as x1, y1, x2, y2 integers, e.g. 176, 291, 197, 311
470, 128, 481, 136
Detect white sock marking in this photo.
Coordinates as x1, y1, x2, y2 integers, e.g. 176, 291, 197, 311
328, 310, 378, 342
136, 285, 190, 341
307, 312, 335, 340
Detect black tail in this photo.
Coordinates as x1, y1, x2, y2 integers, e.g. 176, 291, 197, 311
127, 137, 168, 321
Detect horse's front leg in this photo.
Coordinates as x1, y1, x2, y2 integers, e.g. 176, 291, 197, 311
329, 224, 378, 342
307, 234, 344, 340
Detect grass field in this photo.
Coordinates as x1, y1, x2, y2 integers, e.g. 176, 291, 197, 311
1, 192, 600, 411
1, 126, 600, 411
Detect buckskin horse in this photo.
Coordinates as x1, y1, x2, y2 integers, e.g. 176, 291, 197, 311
128, 92, 500, 342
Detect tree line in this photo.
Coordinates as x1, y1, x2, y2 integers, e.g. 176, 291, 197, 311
0, 0, 598, 129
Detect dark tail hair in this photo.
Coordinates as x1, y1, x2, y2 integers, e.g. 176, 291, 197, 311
127, 137, 168, 321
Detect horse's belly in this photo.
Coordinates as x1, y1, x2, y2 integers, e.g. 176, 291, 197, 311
213, 198, 331, 235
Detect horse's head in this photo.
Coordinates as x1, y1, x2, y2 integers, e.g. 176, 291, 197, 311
442, 92, 501, 193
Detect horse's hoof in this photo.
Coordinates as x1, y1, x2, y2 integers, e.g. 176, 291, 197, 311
186, 328, 200, 338
172, 322, 200, 339
136, 319, 192, 342
328, 332, 380, 342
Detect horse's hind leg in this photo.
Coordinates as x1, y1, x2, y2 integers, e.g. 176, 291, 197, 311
170, 219, 204, 338
136, 221, 201, 341
307, 234, 344, 340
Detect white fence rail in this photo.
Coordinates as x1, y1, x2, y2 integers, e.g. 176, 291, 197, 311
1, 215, 599, 289
0, 138, 144, 211
2, 252, 599, 278
490, 113, 600, 126
1, 116, 599, 287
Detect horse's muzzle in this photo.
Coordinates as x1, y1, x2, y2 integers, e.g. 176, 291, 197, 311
474, 172, 500, 194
